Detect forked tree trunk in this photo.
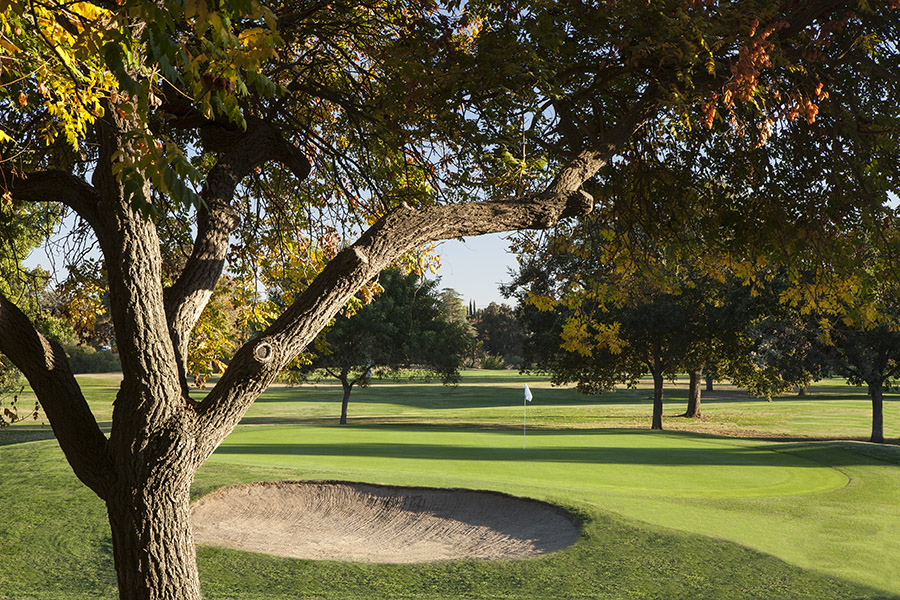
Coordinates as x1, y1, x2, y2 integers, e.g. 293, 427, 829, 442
869, 381, 884, 444
685, 367, 702, 418
651, 367, 664, 430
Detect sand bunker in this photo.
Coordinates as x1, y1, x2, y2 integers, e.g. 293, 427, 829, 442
191, 481, 580, 563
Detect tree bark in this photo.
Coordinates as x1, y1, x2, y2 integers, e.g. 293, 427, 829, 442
705, 373, 714, 392
685, 367, 702, 418
106, 453, 200, 600
651, 360, 664, 430
869, 380, 884, 444
340, 377, 353, 425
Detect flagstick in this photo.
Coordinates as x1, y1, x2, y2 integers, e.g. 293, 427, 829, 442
523, 394, 527, 449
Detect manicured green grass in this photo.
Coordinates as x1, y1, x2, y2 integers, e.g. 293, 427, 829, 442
2, 370, 899, 599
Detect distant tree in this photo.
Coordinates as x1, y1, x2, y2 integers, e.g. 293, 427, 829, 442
438, 288, 469, 324
826, 322, 900, 443
814, 283, 900, 444
471, 302, 524, 368
711, 275, 827, 402
512, 251, 706, 430
298, 269, 474, 424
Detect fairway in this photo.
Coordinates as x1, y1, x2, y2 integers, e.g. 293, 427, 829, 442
3, 372, 900, 599
209, 426, 849, 498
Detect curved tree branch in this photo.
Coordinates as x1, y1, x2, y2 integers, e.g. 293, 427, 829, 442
0, 291, 112, 498
190, 93, 659, 460
3, 169, 103, 243
163, 118, 311, 384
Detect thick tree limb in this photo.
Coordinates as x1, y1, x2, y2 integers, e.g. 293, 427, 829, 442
163, 119, 311, 380
3, 169, 104, 244
190, 94, 658, 458
0, 291, 112, 498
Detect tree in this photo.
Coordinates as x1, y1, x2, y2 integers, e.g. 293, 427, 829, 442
512, 260, 710, 430
438, 287, 469, 324
827, 322, 900, 443
471, 302, 525, 368
2, 1, 899, 598
295, 269, 473, 424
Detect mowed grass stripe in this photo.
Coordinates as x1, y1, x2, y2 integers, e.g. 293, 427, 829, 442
209, 425, 849, 498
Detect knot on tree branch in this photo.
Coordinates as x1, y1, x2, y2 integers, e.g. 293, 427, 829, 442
253, 341, 274, 364
562, 190, 594, 219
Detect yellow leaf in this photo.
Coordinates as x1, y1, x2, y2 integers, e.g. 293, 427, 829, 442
0, 38, 20, 54
70, 2, 109, 21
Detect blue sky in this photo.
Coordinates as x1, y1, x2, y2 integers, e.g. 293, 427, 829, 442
431, 232, 519, 308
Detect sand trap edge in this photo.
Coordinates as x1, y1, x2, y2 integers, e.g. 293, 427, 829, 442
190, 480, 582, 564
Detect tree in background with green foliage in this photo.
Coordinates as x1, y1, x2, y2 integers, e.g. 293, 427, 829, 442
470, 302, 524, 369
292, 269, 473, 424
508, 231, 723, 429
818, 285, 900, 443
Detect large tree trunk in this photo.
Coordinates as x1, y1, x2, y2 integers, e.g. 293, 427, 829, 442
685, 367, 703, 418
105, 407, 201, 600
107, 479, 200, 600
869, 380, 884, 444
651, 365, 664, 430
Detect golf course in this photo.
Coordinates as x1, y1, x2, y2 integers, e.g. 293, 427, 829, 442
1, 370, 899, 599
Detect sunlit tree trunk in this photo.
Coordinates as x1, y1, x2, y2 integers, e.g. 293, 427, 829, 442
685, 367, 703, 418
106, 463, 200, 600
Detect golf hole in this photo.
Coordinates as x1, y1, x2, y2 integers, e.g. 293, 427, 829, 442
191, 481, 580, 563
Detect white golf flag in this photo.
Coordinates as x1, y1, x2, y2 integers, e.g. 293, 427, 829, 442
524, 384, 533, 402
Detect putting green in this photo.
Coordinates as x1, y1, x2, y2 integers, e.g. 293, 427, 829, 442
209, 426, 848, 499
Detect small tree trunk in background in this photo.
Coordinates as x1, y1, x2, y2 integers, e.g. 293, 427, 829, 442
651, 366, 664, 430
685, 367, 702, 418
705, 373, 714, 392
797, 385, 809, 396
869, 381, 884, 444
340, 379, 353, 425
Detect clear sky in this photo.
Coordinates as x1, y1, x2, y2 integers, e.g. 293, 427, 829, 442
430, 232, 519, 309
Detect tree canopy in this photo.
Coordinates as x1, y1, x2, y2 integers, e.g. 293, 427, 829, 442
293, 268, 473, 424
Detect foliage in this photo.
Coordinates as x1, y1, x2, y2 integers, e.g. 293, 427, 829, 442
438, 287, 469, 324
828, 321, 900, 393
61, 344, 121, 375
480, 354, 506, 370
0, 0, 281, 207
293, 268, 475, 422
470, 302, 524, 368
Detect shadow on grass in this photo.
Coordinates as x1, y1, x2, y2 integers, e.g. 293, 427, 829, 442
214, 434, 880, 468
0, 426, 56, 446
